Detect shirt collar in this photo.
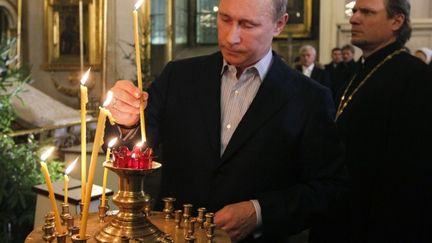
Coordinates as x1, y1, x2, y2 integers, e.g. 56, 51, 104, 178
302, 63, 315, 72
220, 49, 273, 82
361, 41, 404, 70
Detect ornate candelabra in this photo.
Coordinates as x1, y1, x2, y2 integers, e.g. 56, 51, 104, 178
25, 160, 231, 242
94, 161, 171, 242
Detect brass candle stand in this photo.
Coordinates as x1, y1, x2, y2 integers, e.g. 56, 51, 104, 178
94, 161, 171, 242
25, 160, 231, 243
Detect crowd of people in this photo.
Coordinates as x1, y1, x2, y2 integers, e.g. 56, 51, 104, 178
104, 0, 432, 242
296, 43, 432, 105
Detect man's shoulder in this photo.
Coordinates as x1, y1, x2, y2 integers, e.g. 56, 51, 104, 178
324, 63, 332, 69
382, 51, 429, 76
272, 58, 330, 96
170, 52, 222, 66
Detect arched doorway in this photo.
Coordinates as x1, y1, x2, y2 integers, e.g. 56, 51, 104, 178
0, 1, 17, 39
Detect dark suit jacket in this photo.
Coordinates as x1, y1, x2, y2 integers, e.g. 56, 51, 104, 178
296, 65, 331, 89
106, 52, 347, 241
325, 62, 340, 88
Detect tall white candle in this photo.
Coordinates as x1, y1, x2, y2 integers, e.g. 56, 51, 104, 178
133, 0, 147, 143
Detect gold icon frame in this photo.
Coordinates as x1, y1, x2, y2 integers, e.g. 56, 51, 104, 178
42, 0, 103, 71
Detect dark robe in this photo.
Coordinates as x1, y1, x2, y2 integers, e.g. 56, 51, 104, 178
310, 42, 432, 243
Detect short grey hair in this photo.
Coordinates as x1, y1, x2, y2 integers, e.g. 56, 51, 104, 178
273, 0, 288, 22
299, 45, 316, 56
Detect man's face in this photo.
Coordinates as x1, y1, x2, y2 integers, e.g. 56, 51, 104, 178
349, 0, 403, 55
342, 49, 354, 62
331, 50, 342, 63
299, 50, 316, 67
217, 0, 287, 70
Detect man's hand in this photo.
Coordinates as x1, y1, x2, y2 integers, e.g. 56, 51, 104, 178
108, 80, 148, 127
214, 201, 257, 242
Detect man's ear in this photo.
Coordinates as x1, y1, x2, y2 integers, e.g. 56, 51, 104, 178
391, 13, 405, 32
274, 13, 289, 36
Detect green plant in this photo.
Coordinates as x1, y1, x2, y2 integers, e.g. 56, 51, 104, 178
0, 37, 64, 242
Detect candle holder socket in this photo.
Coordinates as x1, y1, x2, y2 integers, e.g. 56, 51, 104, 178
196, 207, 206, 229
61, 203, 71, 225
98, 204, 109, 223
203, 212, 214, 230
143, 194, 152, 217
66, 214, 74, 235
162, 197, 175, 220
183, 204, 193, 224
70, 226, 80, 236
121, 235, 130, 243
174, 210, 183, 229
206, 223, 216, 240
187, 217, 196, 237
71, 233, 91, 243
184, 235, 196, 243
56, 231, 68, 243
42, 212, 56, 242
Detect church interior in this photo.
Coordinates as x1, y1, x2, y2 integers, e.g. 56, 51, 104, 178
1, 0, 432, 242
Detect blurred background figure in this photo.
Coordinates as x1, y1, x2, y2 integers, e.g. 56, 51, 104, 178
296, 45, 331, 88
414, 47, 432, 65
333, 44, 357, 103
325, 47, 342, 82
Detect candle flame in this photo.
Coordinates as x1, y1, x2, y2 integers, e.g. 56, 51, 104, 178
134, 0, 144, 10
65, 157, 79, 175
108, 138, 118, 148
103, 91, 113, 107
41, 147, 55, 161
80, 68, 91, 85
135, 140, 144, 148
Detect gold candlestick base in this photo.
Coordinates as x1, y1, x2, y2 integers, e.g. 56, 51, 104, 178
61, 203, 71, 226
94, 161, 171, 242
42, 212, 56, 242
56, 232, 68, 243
71, 234, 91, 243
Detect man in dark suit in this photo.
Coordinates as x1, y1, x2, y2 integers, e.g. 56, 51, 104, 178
324, 47, 342, 73
324, 47, 342, 89
296, 45, 331, 89
105, 0, 347, 241
332, 44, 357, 102
310, 0, 432, 242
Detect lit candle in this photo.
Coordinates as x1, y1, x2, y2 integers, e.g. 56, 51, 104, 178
79, 91, 115, 238
133, 0, 147, 143
80, 68, 91, 203
101, 138, 118, 207
39, 147, 64, 234
64, 157, 78, 204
